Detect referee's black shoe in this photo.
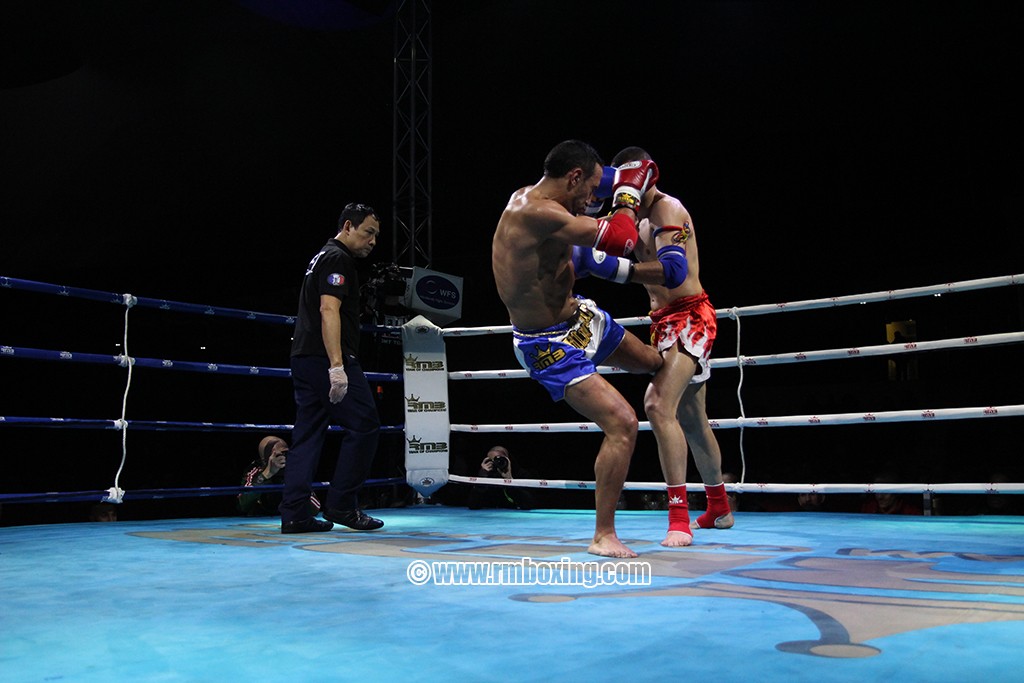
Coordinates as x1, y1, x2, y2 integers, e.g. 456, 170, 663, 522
324, 508, 384, 531
281, 517, 334, 534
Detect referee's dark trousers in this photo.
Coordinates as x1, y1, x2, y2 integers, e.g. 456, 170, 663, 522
281, 354, 380, 523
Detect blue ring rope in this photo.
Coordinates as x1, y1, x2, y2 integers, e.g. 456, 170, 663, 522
0, 345, 401, 382
0, 478, 407, 504
1, 276, 400, 333
2, 275, 411, 505
0, 416, 405, 433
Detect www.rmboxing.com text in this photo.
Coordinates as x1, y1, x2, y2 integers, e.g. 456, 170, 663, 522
406, 557, 651, 587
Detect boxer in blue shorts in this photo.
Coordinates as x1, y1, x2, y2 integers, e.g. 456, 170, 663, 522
512, 296, 625, 401
492, 140, 668, 558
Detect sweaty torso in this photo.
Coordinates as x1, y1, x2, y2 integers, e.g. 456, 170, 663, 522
635, 191, 704, 310
492, 186, 578, 330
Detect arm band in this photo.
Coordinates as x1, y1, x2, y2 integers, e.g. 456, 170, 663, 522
652, 225, 690, 246
657, 245, 689, 289
651, 225, 684, 239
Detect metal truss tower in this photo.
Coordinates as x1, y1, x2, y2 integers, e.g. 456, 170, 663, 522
392, 0, 432, 267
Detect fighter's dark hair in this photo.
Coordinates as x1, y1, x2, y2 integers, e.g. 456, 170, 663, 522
611, 146, 653, 167
543, 140, 603, 180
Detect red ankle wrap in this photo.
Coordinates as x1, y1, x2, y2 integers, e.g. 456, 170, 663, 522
695, 482, 731, 528
666, 484, 691, 532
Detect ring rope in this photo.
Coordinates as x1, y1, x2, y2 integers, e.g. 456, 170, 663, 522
0, 276, 296, 325
7, 328, 1017, 381
0, 417, 405, 433
446, 331, 1024, 380
450, 404, 1024, 433
0, 477, 406, 505
4, 272, 1021, 504
448, 475, 1024, 495
3, 272, 1019, 338
0, 346, 400, 381
438, 273, 1023, 336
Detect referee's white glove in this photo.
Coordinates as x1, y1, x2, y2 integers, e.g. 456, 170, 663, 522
328, 366, 349, 403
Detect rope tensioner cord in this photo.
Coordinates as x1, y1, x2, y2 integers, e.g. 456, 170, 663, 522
731, 306, 748, 483
111, 298, 134, 502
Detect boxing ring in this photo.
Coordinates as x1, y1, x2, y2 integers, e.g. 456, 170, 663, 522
2, 272, 1024, 682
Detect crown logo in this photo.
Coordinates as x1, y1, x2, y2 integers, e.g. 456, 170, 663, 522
530, 344, 556, 363
529, 343, 565, 370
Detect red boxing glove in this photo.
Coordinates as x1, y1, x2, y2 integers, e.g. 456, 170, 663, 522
612, 160, 659, 212
594, 212, 638, 257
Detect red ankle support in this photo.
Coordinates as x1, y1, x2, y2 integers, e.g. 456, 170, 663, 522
666, 485, 691, 532
695, 482, 731, 529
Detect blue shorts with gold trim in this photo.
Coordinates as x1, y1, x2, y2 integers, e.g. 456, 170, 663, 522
511, 296, 626, 401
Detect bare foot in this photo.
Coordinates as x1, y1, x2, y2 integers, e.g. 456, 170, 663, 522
660, 529, 694, 547
691, 511, 735, 530
588, 534, 638, 558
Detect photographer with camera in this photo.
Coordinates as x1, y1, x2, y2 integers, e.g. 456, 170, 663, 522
238, 436, 320, 517
468, 446, 536, 510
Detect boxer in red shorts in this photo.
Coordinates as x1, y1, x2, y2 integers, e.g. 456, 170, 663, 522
612, 146, 735, 547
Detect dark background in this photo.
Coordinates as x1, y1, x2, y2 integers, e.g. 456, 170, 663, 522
2, 1, 1022, 524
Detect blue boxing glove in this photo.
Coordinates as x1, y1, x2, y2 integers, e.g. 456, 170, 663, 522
657, 245, 688, 288
583, 166, 616, 216
584, 197, 606, 217
571, 246, 633, 284
594, 165, 616, 199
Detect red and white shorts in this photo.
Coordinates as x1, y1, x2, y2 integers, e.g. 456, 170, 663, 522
650, 291, 717, 384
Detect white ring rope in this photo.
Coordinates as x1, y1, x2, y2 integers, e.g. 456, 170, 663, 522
448, 331, 1024, 380
440, 273, 1022, 336
449, 475, 1024, 495
451, 404, 1024, 433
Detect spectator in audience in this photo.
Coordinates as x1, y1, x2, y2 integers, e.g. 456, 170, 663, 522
468, 446, 536, 510
239, 436, 319, 517
860, 471, 923, 515
796, 491, 827, 512
88, 502, 118, 522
